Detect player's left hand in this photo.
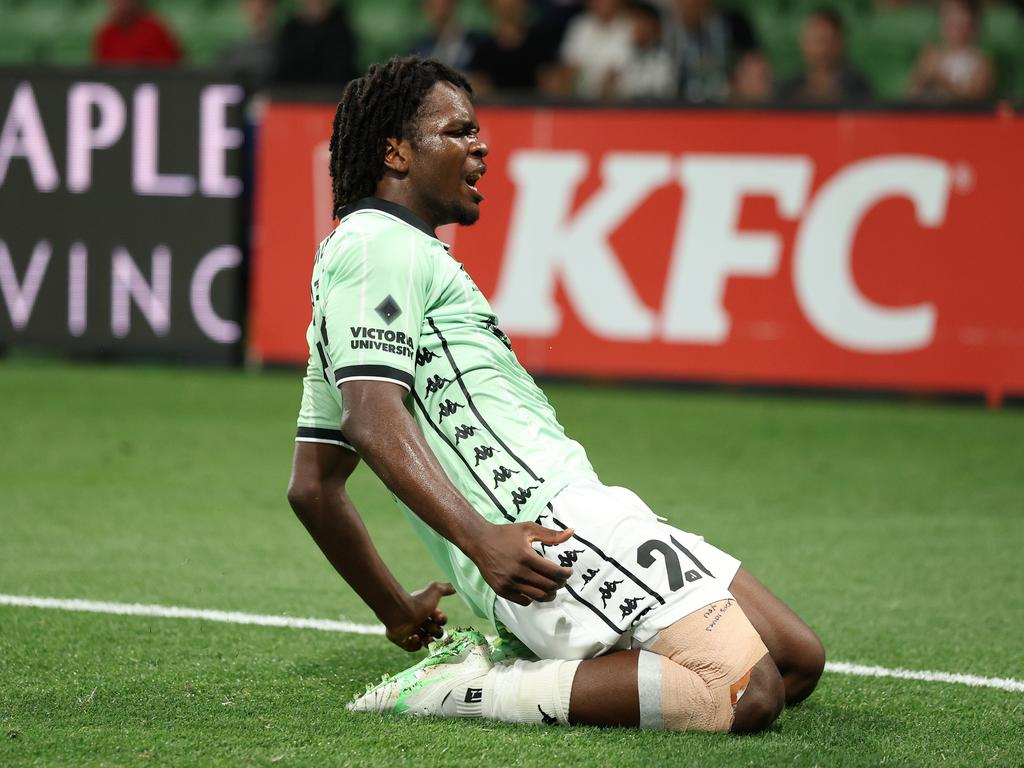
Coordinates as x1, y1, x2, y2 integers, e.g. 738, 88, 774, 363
384, 581, 456, 652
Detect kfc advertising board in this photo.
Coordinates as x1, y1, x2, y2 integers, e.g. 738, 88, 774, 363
252, 103, 1024, 402
0, 68, 246, 363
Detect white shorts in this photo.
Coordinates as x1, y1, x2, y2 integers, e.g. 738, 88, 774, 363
494, 480, 742, 660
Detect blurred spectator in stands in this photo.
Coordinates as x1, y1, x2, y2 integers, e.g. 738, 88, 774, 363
533, 0, 585, 55
467, 0, 558, 96
908, 0, 994, 102
730, 50, 774, 104
610, 1, 677, 100
275, 0, 357, 86
218, 0, 278, 88
93, 0, 183, 66
410, 0, 483, 71
779, 7, 871, 103
668, 0, 758, 102
555, 0, 634, 99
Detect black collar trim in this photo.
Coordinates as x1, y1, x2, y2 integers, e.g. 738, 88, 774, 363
337, 197, 437, 240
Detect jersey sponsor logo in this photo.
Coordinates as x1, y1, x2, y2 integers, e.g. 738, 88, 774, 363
599, 579, 624, 608
484, 317, 513, 350
473, 445, 498, 466
491, 465, 520, 488
629, 604, 655, 627
374, 294, 402, 325
452, 423, 477, 444
437, 398, 464, 421
348, 325, 414, 359
415, 347, 439, 367
537, 705, 558, 726
619, 596, 643, 619
511, 485, 539, 513
423, 374, 449, 395
557, 548, 585, 568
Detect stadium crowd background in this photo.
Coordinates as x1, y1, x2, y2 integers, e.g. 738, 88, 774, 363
2, 0, 1022, 403
2, 0, 1022, 104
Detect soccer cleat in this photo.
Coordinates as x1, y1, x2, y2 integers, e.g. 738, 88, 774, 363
347, 628, 493, 716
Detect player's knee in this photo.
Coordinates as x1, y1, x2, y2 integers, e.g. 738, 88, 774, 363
651, 654, 733, 733
784, 629, 825, 706
730, 655, 784, 734
286, 478, 321, 523
650, 600, 777, 734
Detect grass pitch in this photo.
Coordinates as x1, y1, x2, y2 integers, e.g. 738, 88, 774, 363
1, 358, 1022, 767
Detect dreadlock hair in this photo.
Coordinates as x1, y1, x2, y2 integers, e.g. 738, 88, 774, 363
328, 56, 473, 218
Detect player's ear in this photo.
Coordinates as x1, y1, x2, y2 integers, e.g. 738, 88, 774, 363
383, 137, 411, 174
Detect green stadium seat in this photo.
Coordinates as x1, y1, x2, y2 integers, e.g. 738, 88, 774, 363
979, 5, 1024, 99
849, 8, 938, 101
348, 0, 425, 69
750, 5, 802, 80
0, 33, 44, 65
43, 0, 107, 65
459, 0, 492, 34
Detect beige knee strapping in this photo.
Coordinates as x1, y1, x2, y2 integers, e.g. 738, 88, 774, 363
637, 651, 732, 731
638, 599, 769, 732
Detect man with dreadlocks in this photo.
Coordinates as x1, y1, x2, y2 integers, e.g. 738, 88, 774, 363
286, 55, 824, 733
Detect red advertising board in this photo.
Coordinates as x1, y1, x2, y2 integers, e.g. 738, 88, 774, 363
251, 103, 1024, 402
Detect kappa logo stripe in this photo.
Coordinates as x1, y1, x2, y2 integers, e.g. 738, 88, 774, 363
412, 392, 515, 522
426, 318, 544, 485
548, 510, 665, 605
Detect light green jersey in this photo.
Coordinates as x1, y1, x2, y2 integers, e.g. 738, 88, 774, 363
296, 198, 597, 621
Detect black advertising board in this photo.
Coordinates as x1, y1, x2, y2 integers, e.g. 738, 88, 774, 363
0, 67, 245, 364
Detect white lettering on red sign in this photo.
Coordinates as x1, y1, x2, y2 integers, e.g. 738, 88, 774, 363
492, 151, 672, 340
794, 155, 946, 353
663, 155, 812, 342
494, 150, 951, 353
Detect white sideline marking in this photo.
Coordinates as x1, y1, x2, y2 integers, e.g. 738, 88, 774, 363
0, 594, 384, 636
824, 661, 1024, 693
3, 594, 1022, 694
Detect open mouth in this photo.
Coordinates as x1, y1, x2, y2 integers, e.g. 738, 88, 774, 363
465, 168, 486, 199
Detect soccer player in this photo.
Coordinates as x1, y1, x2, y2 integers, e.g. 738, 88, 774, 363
286, 56, 824, 733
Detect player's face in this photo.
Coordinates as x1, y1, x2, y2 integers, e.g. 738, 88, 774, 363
407, 82, 489, 227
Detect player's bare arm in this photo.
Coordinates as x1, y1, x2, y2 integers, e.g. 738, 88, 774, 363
287, 441, 452, 651
339, 378, 574, 606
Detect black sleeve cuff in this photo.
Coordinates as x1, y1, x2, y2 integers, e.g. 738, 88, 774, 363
334, 364, 414, 392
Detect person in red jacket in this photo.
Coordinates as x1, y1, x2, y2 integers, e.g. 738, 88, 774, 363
93, 0, 183, 66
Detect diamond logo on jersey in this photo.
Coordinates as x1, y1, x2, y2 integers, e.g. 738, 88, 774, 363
375, 295, 402, 325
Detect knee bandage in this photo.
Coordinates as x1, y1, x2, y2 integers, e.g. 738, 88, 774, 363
637, 599, 768, 732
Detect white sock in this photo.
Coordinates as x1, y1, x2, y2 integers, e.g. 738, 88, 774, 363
443, 659, 580, 725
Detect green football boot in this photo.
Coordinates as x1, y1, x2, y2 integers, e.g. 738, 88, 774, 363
488, 621, 537, 663
348, 628, 493, 716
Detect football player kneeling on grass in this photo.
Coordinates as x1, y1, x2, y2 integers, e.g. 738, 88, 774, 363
286, 56, 825, 733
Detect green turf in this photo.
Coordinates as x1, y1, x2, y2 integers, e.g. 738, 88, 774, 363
1, 358, 1022, 766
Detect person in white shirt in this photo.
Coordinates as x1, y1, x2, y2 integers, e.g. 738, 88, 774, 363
559, 0, 635, 99
612, 0, 678, 100
909, 0, 995, 102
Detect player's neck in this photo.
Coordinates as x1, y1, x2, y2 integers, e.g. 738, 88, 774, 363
373, 185, 441, 233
